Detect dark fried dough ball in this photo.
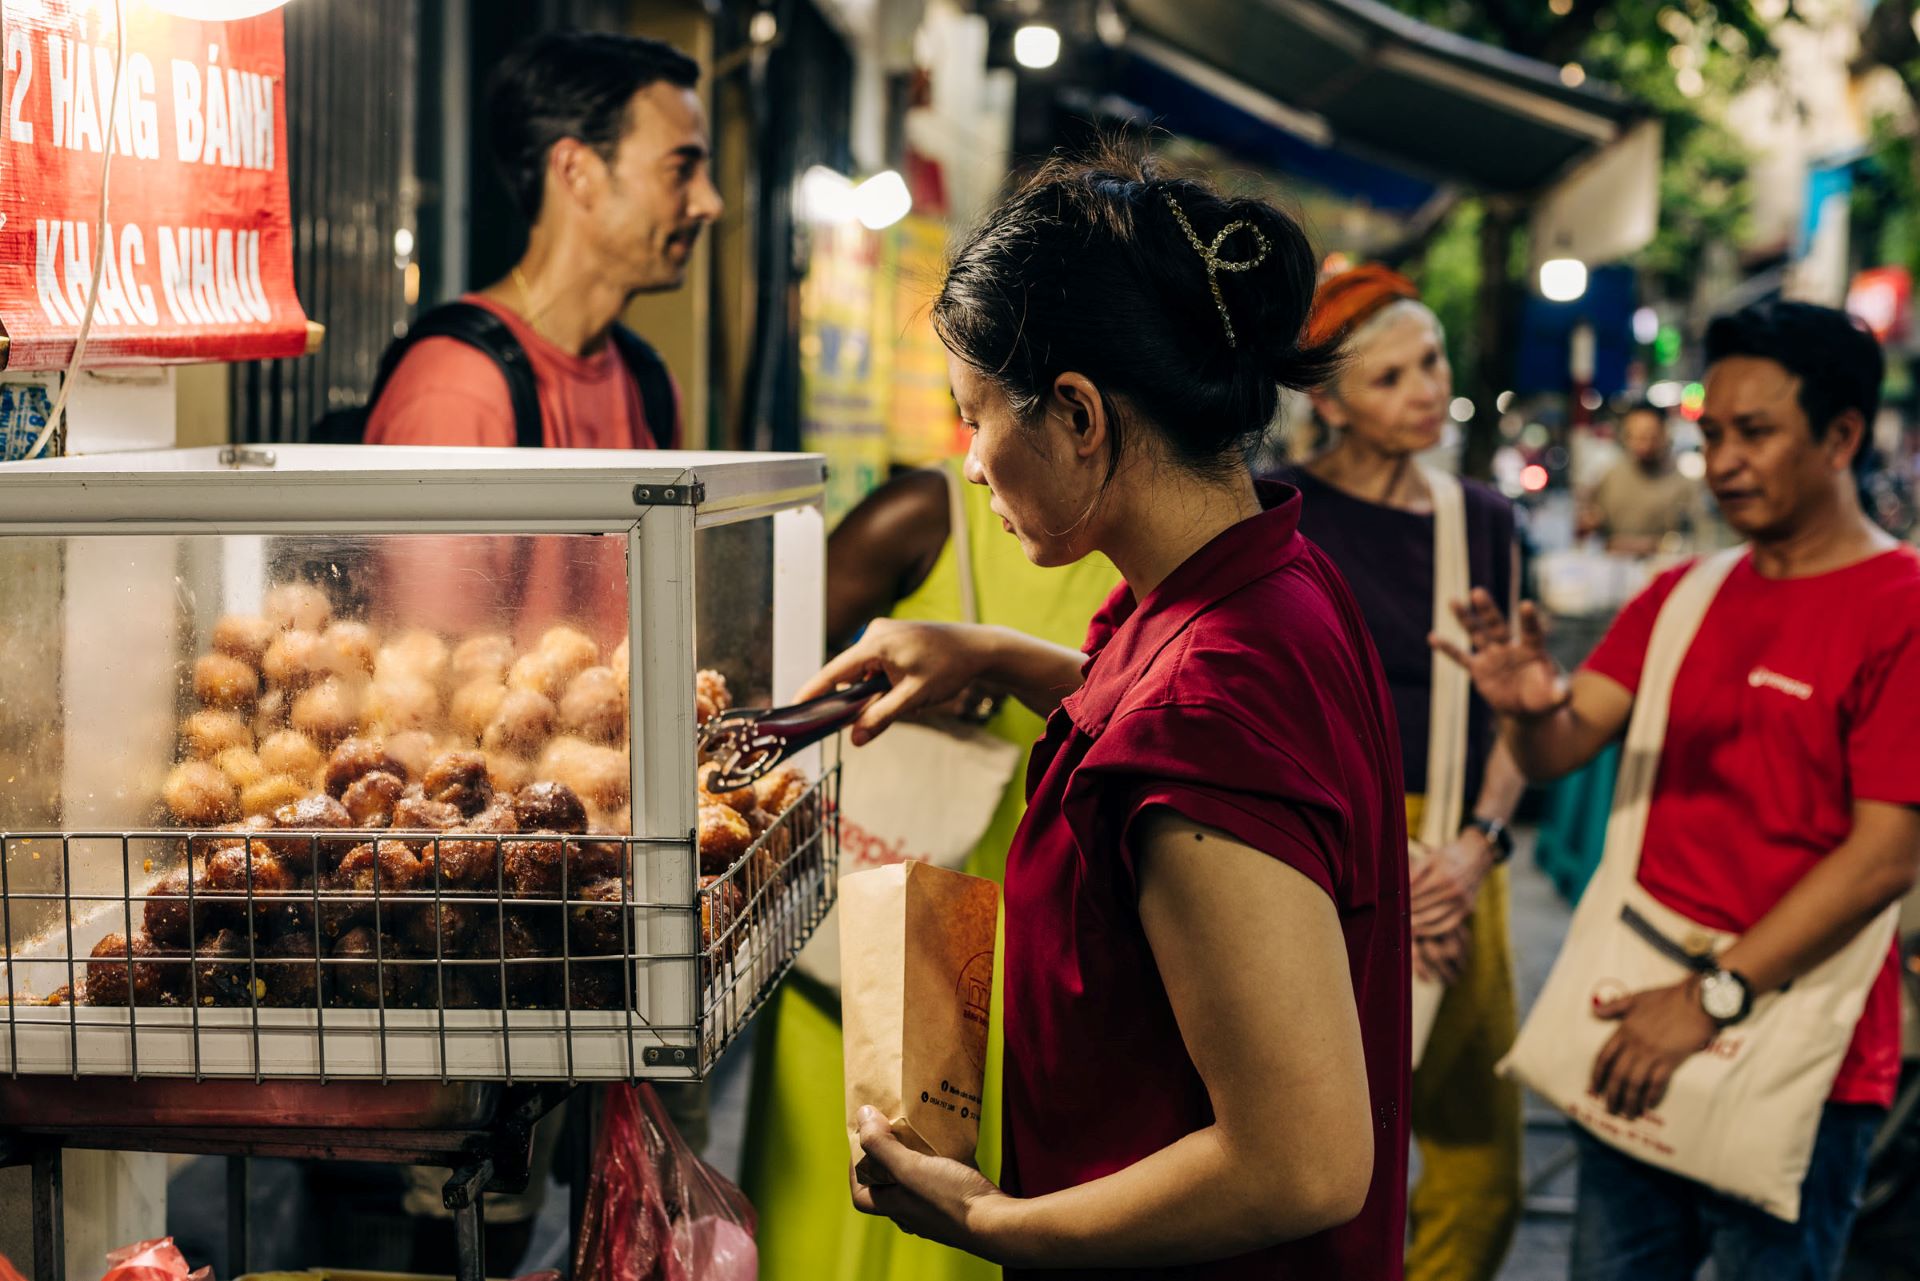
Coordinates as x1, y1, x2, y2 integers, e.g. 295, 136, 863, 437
326, 927, 424, 1008
165, 761, 240, 825
376, 630, 449, 690
324, 737, 408, 799
181, 709, 251, 761
512, 781, 588, 834
257, 932, 321, 1008
424, 838, 500, 891
502, 838, 567, 900
267, 793, 353, 874
392, 796, 463, 833
143, 868, 226, 947
701, 875, 746, 962
322, 841, 427, 937
564, 960, 626, 1011
194, 653, 259, 711
382, 731, 438, 782
449, 679, 508, 741
205, 841, 307, 935
752, 768, 809, 817
698, 763, 756, 815
423, 750, 493, 816
85, 933, 182, 1007
291, 677, 363, 749
697, 804, 753, 877
458, 800, 521, 835
213, 746, 267, 791
566, 878, 629, 955
264, 582, 332, 633
257, 729, 322, 780
482, 689, 558, 756
569, 839, 625, 886
240, 773, 308, 820
190, 929, 257, 1007
497, 910, 558, 1008
400, 900, 485, 958
261, 629, 325, 690
451, 633, 515, 686
212, 614, 275, 667
321, 620, 378, 677
507, 651, 567, 703
560, 666, 626, 744
342, 770, 406, 828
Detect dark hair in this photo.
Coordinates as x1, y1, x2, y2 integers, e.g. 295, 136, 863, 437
1703, 301, 1884, 476
487, 30, 699, 221
931, 140, 1339, 480
1618, 398, 1665, 425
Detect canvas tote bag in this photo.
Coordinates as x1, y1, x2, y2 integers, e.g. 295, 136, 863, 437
801, 466, 1023, 993
1408, 465, 1472, 1068
1498, 546, 1898, 1221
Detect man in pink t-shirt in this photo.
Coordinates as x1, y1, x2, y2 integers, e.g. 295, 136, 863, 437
1438, 302, 1920, 1281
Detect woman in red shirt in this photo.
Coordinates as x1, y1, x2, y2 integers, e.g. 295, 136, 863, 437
802, 144, 1412, 1278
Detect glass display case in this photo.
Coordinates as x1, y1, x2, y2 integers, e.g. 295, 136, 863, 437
0, 445, 831, 1082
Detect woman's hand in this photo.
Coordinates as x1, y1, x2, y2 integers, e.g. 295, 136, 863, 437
1408, 830, 1493, 939
799, 619, 998, 746
1428, 590, 1571, 721
850, 1106, 1015, 1259
1413, 924, 1470, 985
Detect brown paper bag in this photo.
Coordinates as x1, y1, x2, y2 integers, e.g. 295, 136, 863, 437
840, 860, 999, 1177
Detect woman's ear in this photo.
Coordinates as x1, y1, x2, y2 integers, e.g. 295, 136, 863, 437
1050, 373, 1108, 464
1309, 388, 1345, 431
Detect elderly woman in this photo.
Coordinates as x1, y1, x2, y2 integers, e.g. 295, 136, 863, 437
803, 144, 1411, 1278
1277, 264, 1528, 1281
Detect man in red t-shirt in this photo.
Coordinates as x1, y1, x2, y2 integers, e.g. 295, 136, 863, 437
1437, 301, 1920, 1281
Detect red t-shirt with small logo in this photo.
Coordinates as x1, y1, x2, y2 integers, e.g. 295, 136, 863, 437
1584, 546, 1920, 1107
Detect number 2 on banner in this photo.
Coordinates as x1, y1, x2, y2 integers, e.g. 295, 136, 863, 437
6, 29, 33, 144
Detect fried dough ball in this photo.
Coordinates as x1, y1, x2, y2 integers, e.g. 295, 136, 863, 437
591, 806, 632, 837
342, 770, 406, 828
258, 729, 323, 782
203, 844, 305, 934
701, 875, 745, 961
267, 793, 354, 874
541, 738, 628, 813
423, 750, 493, 816
611, 639, 629, 697
382, 731, 438, 782
291, 677, 363, 749
213, 747, 267, 791
538, 625, 600, 681
695, 669, 732, 726
449, 679, 508, 741
257, 933, 321, 1008
499, 838, 567, 900
507, 651, 567, 703
565, 961, 626, 1011
400, 900, 487, 959
458, 799, 521, 835
86, 933, 183, 1007
236, 775, 303, 822
376, 630, 449, 690
512, 781, 588, 834
212, 614, 275, 667
265, 582, 332, 633
560, 667, 626, 744
486, 753, 534, 796
324, 737, 407, 799
752, 768, 809, 817
326, 927, 424, 1008
253, 687, 288, 738
494, 911, 559, 1008
566, 877, 629, 955
451, 633, 515, 686
366, 674, 440, 737
165, 761, 240, 825
261, 629, 325, 690
143, 868, 222, 947
569, 838, 625, 886
194, 653, 259, 710
322, 841, 428, 938
181, 709, 251, 761
321, 620, 378, 677
392, 796, 463, 833
697, 804, 753, 877
698, 763, 756, 815
482, 689, 557, 755
425, 838, 500, 891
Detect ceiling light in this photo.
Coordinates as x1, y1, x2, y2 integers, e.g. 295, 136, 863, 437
854, 170, 912, 231
1540, 257, 1588, 303
1014, 25, 1061, 70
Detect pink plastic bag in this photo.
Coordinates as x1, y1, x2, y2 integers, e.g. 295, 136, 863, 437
99, 1238, 210, 1281
574, 1083, 758, 1281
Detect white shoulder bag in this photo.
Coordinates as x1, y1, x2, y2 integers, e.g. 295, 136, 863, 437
801, 467, 1024, 994
1498, 546, 1898, 1220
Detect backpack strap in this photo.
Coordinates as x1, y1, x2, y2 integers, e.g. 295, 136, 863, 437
610, 325, 680, 450
368, 302, 544, 448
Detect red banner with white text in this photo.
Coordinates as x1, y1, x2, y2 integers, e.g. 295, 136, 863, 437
0, 0, 308, 370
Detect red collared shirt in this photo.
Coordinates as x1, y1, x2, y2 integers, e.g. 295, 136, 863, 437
1001, 483, 1410, 1281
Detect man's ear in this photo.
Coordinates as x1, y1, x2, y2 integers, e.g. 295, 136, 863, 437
1823, 408, 1867, 475
1051, 373, 1107, 464
546, 137, 608, 212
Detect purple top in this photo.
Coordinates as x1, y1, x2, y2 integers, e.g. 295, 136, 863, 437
1276, 464, 1515, 812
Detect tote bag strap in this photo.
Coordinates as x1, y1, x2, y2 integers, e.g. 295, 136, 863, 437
1420, 466, 1473, 848
941, 463, 981, 627
1600, 546, 1747, 881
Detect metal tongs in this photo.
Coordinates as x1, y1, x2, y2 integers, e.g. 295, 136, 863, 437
699, 673, 892, 791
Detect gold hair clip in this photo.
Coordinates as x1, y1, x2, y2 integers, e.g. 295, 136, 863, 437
1163, 194, 1271, 347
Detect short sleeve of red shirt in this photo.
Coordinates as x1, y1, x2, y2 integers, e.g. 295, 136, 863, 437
1845, 576, 1920, 806
1580, 560, 1694, 693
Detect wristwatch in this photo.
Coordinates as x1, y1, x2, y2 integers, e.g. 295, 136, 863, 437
1464, 816, 1514, 865
1698, 965, 1755, 1025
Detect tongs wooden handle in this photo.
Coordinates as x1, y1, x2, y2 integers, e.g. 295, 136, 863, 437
699, 673, 891, 791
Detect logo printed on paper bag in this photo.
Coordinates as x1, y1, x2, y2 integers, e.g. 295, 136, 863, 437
957, 950, 993, 1072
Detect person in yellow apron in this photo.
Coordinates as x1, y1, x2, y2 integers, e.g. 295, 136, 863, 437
1280, 264, 1529, 1281
740, 458, 1118, 1281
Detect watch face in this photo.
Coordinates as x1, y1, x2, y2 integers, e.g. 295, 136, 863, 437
1701, 972, 1744, 1021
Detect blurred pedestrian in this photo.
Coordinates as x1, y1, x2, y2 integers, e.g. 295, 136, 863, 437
1280, 264, 1527, 1281
1579, 402, 1710, 556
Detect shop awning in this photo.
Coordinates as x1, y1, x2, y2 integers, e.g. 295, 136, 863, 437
1118, 0, 1645, 195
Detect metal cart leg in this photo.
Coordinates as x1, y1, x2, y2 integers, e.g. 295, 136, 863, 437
444, 1159, 492, 1281
225, 1156, 248, 1277
31, 1143, 63, 1281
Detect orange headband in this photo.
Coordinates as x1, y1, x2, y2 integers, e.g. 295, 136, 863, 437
1305, 264, 1421, 350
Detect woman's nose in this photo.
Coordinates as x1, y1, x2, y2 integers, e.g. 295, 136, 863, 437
963, 450, 986, 486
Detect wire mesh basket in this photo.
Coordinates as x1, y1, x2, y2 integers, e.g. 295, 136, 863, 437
0, 769, 837, 1083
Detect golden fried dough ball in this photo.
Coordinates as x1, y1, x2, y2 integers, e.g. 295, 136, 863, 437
695, 670, 733, 727
381, 730, 438, 782
213, 747, 267, 791
538, 625, 600, 682
264, 582, 333, 633
697, 804, 753, 876
449, 679, 508, 741
423, 750, 493, 816
319, 620, 377, 676
485, 752, 533, 796
163, 761, 240, 826
193, 653, 259, 712
262, 629, 325, 690
393, 796, 464, 835
451, 632, 516, 686
291, 677, 363, 749
376, 629, 449, 689
560, 666, 626, 744
323, 737, 407, 798
752, 767, 809, 817
258, 729, 323, 782
540, 739, 629, 814
212, 614, 275, 668
697, 763, 756, 815
342, 770, 407, 827
240, 772, 308, 820
507, 651, 566, 702
611, 639, 629, 698
253, 687, 288, 738
366, 674, 441, 737
181, 709, 251, 760
701, 876, 746, 962
482, 689, 557, 755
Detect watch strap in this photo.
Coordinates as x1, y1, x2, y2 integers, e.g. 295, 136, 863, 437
1465, 816, 1515, 864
